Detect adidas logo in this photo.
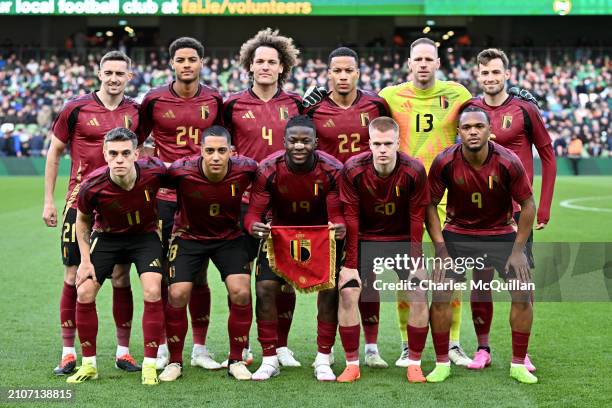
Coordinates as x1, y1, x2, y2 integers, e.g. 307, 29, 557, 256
233, 336, 248, 343
364, 316, 379, 323
194, 315, 209, 322
81, 341, 92, 348
61, 320, 75, 328
278, 312, 293, 319
87, 118, 100, 126
242, 110, 255, 119
121, 321, 132, 328
167, 335, 180, 343
149, 258, 162, 267
146, 341, 158, 348
323, 118, 335, 128
163, 110, 176, 119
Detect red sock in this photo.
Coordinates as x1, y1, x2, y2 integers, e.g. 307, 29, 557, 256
60, 282, 77, 348
75, 301, 97, 357
165, 304, 187, 364
339, 324, 360, 362
407, 325, 428, 361
112, 286, 133, 348
511, 331, 531, 364
257, 320, 278, 357
160, 283, 168, 344
143, 300, 164, 359
471, 268, 494, 348
432, 330, 450, 363
276, 291, 296, 348
359, 298, 380, 344
228, 302, 252, 360
189, 284, 211, 346
317, 318, 337, 354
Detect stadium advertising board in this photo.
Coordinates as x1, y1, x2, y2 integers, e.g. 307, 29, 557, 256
0, 0, 609, 16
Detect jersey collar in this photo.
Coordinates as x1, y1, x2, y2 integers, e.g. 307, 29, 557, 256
106, 161, 141, 192
248, 87, 282, 101
92, 91, 125, 110
169, 81, 202, 98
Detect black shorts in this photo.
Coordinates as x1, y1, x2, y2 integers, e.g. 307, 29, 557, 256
90, 232, 163, 286
513, 211, 535, 268
158, 199, 177, 259
442, 230, 520, 282
168, 236, 251, 284
256, 238, 345, 283
60, 206, 80, 266
240, 203, 261, 262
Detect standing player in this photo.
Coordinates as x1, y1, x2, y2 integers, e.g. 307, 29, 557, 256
244, 115, 346, 381
306, 47, 391, 368
139, 37, 223, 370
462, 48, 556, 371
67, 128, 165, 385
158, 126, 256, 381
43, 51, 141, 375
223, 28, 302, 367
379, 37, 472, 367
425, 107, 537, 384
341, 117, 430, 382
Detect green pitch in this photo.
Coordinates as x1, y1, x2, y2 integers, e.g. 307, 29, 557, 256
0, 176, 610, 407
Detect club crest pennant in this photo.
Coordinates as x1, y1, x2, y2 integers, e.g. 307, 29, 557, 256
266, 225, 336, 293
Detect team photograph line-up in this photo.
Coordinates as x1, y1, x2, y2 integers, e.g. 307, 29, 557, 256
37, 29, 556, 388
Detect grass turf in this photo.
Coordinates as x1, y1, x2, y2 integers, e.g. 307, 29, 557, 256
0, 176, 610, 407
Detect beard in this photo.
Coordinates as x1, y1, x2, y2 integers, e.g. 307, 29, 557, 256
483, 83, 505, 96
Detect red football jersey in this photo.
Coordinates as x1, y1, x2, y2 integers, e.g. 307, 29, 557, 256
244, 150, 345, 232
168, 155, 257, 241
305, 90, 390, 163
77, 157, 167, 234
224, 88, 302, 162
341, 151, 429, 268
139, 82, 223, 201
463, 95, 555, 224
428, 142, 533, 236
52, 92, 140, 209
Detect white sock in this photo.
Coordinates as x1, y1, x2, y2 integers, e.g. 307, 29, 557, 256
192, 344, 206, 356
62, 347, 76, 358
316, 352, 331, 364
157, 343, 168, 357
143, 357, 156, 366
82, 356, 97, 368
436, 361, 451, 367
346, 359, 360, 366
116, 345, 130, 358
511, 362, 526, 368
407, 359, 421, 366
262, 356, 278, 366
365, 343, 378, 354
449, 341, 460, 349
401, 341, 408, 351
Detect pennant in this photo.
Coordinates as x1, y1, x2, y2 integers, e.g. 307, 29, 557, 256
266, 225, 336, 293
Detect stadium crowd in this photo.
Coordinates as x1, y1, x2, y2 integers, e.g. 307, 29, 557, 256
0, 48, 609, 158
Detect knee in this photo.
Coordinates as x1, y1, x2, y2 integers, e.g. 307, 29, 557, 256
76, 283, 96, 303
168, 286, 189, 308
111, 265, 131, 288
143, 284, 161, 302
64, 266, 77, 284
229, 286, 251, 306
339, 287, 360, 310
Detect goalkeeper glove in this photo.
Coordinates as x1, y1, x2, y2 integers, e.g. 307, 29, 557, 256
302, 85, 327, 108
508, 86, 539, 107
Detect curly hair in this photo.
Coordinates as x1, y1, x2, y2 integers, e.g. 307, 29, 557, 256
239, 28, 299, 85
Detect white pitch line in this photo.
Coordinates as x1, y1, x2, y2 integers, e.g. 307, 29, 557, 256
559, 196, 612, 212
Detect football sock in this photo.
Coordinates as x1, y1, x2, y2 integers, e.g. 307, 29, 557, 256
112, 286, 133, 349
257, 320, 278, 357
165, 304, 187, 364
471, 267, 494, 348
396, 290, 410, 343
432, 330, 450, 363
317, 318, 337, 354
82, 356, 97, 368
359, 298, 380, 345
228, 301, 252, 361
511, 330, 531, 364
62, 347, 76, 358
365, 343, 379, 354
450, 291, 462, 343
116, 345, 129, 359
75, 301, 97, 358
143, 300, 164, 359
60, 282, 77, 348
407, 325, 428, 361
189, 284, 211, 346
276, 291, 295, 348
339, 324, 360, 363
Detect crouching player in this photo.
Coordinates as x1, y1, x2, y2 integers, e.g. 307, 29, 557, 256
425, 107, 537, 384
69, 128, 166, 385
341, 117, 430, 383
159, 126, 256, 381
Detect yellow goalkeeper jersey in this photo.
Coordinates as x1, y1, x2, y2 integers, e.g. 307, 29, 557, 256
379, 80, 472, 171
